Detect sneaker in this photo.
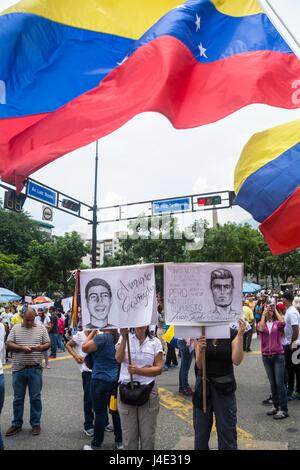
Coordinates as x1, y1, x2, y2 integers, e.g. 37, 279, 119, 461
163, 365, 170, 371
84, 428, 94, 437
273, 410, 289, 420
31, 426, 41, 436
116, 442, 124, 450
291, 391, 300, 400
45, 365, 51, 369
105, 424, 114, 432
262, 395, 273, 406
83, 444, 102, 450
5, 426, 22, 437
179, 387, 193, 397
287, 390, 296, 401
170, 364, 178, 368
266, 407, 278, 416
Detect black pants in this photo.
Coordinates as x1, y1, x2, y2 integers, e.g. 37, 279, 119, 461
243, 326, 253, 351
193, 379, 237, 450
165, 344, 178, 366
81, 371, 94, 431
284, 345, 300, 393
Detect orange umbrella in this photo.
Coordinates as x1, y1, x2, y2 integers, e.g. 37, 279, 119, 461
32, 296, 52, 304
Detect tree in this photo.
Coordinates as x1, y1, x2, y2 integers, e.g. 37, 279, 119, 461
0, 206, 47, 263
55, 232, 89, 296
0, 252, 23, 290
24, 232, 89, 297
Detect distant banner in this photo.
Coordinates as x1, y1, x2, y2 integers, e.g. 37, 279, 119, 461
29, 302, 53, 312
80, 264, 155, 330
62, 296, 73, 313
165, 263, 243, 326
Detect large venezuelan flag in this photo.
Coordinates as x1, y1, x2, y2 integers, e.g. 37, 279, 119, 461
1, 0, 300, 190
234, 118, 300, 255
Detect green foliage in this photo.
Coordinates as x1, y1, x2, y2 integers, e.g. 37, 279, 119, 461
24, 232, 89, 297
0, 206, 47, 263
103, 218, 300, 286
0, 252, 23, 289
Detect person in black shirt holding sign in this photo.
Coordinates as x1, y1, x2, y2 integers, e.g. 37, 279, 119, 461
193, 319, 246, 450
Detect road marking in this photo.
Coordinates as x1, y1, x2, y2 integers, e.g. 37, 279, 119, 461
4, 355, 253, 445
158, 387, 253, 444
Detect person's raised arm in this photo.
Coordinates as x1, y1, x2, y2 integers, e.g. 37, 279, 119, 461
258, 307, 267, 333
115, 328, 128, 363
82, 330, 98, 353
232, 319, 246, 366
66, 338, 84, 364
274, 308, 284, 322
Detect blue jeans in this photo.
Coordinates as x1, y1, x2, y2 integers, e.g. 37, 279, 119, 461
12, 368, 43, 428
262, 354, 288, 412
91, 379, 122, 448
82, 372, 94, 431
49, 333, 58, 357
0, 374, 4, 450
178, 339, 194, 388
57, 334, 65, 352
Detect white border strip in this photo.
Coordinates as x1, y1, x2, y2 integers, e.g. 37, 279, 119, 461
258, 0, 300, 60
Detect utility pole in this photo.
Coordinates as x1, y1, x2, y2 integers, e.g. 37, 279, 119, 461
92, 140, 99, 268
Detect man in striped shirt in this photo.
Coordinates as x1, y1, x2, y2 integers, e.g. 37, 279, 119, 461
5, 308, 50, 437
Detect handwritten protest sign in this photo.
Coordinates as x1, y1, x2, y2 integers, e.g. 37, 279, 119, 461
80, 264, 155, 329
165, 263, 243, 326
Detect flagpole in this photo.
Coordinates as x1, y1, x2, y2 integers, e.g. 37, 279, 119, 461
258, 0, 300, 60
91, 140, 99, 269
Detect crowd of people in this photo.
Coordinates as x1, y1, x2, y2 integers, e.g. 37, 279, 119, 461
0, 286, 300, 451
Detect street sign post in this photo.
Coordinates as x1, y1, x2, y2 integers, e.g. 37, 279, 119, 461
42, 205, 53, 222
27, 180, 57, 206
152, 197, 191, 215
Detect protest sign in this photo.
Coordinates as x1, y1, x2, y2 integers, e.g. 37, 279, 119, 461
165, 263, 243, 326
174, 321, 251, 340
80, 264, 155, 329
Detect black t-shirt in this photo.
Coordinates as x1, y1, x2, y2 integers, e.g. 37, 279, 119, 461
50, 315, 58, 334
205, 329, 238, 378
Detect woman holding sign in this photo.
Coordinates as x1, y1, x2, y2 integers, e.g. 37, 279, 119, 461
193, 319, 246, 450
115, 326, 163, 450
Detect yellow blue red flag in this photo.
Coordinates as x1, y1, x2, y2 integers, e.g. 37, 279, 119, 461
234, 118, 300, 255
0, 0, 299, 190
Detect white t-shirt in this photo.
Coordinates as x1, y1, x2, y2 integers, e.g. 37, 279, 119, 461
0, 323, 5, 375
1, 312, 13, 326
72, 331, 91, 373
283, 306, 300, 346
117, 333, 163, 385
35, 316, 51, 328
267, 321, 273, 333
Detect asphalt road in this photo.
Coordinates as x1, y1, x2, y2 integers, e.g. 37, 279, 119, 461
1, 338, 300, 451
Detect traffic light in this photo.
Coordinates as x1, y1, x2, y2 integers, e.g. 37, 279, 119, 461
197, 195, 222, 206
61, 198, 80, 212
4, 190, 26, 212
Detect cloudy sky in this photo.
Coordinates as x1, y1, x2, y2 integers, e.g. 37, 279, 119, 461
1, 0, 300, 241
